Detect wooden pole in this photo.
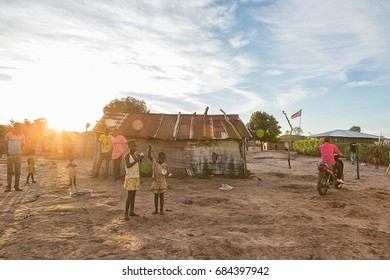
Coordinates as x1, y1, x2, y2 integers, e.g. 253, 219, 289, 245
356, 145, 360, 179
282, 111, 293, 169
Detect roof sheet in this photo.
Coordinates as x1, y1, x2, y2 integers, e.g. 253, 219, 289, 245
310, 130, 380, 139
93, 112, 252, 140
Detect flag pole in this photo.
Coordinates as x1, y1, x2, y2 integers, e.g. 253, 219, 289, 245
282, 111, 293, 169
299, 109, 302, 130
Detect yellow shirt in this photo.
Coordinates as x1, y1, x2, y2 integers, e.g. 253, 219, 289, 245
98, 133, 113, 153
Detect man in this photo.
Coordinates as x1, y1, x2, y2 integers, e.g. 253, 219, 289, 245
92, 127, 112, 178
350, 142, 357, 165
4, 123, 25, 192
319, 137, 344, 184
111, 130, 127, 181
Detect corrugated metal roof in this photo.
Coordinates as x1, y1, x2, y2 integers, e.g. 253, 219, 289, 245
93, 112, 252, 140
310, 130, 380, 139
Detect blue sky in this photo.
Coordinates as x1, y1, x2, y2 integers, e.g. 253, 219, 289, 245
1, 0, 389, 137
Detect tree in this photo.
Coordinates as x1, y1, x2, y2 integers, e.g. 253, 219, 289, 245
103, 96, 147, 113
349, 126, 361, 132
285, 126, 304, 136
247, 111, 281, 147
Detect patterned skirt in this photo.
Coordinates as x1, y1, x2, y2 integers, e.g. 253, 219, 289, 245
124, 178, 140, 191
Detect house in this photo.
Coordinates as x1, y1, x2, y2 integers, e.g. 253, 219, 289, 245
309, 130, 380, 144
279, 134, 307, 150
92, 109, 252, 177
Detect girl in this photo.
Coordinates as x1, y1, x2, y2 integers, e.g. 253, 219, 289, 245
124, 141, 143, 220
147, 144, 171, 215
26, 150, 37, 184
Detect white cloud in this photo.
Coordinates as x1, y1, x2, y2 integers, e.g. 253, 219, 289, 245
265, 69, 283, 76
346, 81, 372, 88
229, 35, 250, 49
252, 0, 390, 82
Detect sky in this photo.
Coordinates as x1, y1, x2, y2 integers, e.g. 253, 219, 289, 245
1, 0, 389, 137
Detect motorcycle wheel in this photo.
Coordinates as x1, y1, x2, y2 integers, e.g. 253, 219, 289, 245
317, 172, 329, 195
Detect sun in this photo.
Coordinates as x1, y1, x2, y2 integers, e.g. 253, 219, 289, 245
48, 116, 89, 133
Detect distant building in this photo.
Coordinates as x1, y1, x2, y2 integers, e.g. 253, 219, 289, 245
309, 130, 380, 144
279, 134, 307, 150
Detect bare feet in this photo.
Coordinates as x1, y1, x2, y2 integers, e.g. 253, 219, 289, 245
159, 212, 165, 215
125, 216, 130, 220
129, 213, 139, 217
152, 211, 158, 214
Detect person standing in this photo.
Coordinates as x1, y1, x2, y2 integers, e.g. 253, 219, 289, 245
372, 150, 381, 170
92, 127, 112, 179
124, 141, 143, 219
66, 156, 77, 191
4, 123, 25, 192
111, 130, 127, 181
350, 142, 357, 165
26, 150, 37, 184
147, 144, 171, 215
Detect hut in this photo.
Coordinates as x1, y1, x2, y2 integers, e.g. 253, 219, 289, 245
92, 108, 252, 177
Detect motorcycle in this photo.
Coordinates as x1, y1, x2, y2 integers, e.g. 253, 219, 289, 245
317, 155, 344, 195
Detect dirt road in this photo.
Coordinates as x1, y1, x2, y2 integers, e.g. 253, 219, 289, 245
0, 150, 389, 259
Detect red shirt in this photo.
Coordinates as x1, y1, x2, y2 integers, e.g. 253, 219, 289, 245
319, 142, 343, 166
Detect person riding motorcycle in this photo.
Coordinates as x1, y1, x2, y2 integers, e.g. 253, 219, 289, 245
319, 137, 345, 184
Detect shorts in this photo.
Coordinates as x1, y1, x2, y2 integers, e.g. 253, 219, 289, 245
124, 178, 140, 191
151, 180, 168, 194
372, 157, 380, 164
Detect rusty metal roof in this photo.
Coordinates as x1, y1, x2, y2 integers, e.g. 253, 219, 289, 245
93, 111, 252, 140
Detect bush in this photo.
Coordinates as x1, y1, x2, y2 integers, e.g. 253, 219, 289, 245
293, 139, 390, 166
292, 138, 323, 156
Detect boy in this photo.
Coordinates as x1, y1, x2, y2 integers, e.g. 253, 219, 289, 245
372, 150, 380, 170
66, 157, 77, 191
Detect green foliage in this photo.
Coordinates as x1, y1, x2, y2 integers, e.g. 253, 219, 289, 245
103, 96, 147, 113
349, 126, 361, 132
286, 127, 304, 136
246, 111, 281, 142
353, 144, 390, 166
292, 138, 323, 156
293, 139, 390, 166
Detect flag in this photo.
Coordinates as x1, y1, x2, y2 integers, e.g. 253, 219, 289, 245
291, 109, 302, 119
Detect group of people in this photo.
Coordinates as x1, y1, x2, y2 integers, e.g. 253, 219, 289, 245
2, 123, 171, 220
4, 123, 389, 218
92, 128, 171, 220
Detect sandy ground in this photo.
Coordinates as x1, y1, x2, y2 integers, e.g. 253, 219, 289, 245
0, 149, 389, 260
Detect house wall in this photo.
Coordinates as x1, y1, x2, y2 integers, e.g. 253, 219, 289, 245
92, 138, 246, 177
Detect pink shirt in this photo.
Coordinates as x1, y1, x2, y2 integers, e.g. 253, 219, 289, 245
319, 142, 343, 166
111, 135, 127, 159
5, 132, 25, 155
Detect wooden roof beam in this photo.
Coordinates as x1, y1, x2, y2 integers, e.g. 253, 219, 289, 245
220, 109, 241, 139
172, 112, 181, 140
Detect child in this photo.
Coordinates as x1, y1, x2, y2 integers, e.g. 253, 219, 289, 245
26, 150, 37, 184
124, 141, 144, 220
147, 144, 171, 215
66, 157, 77, 190
372, 150, 380, 170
